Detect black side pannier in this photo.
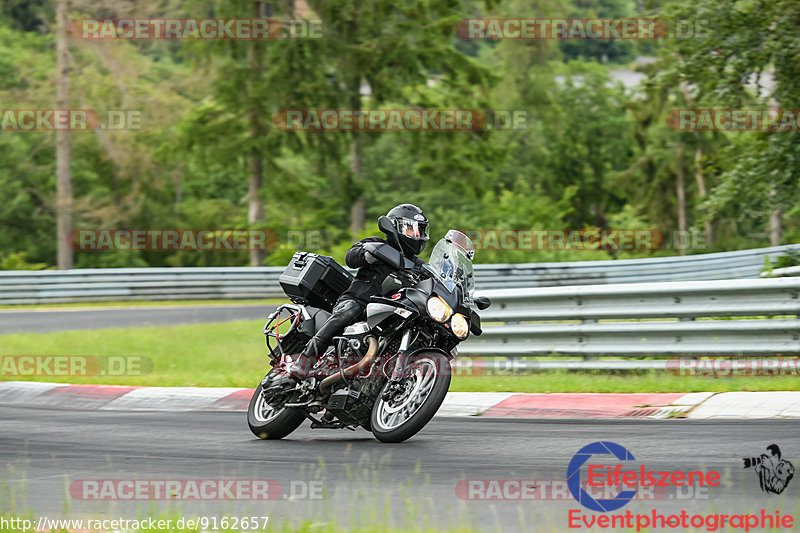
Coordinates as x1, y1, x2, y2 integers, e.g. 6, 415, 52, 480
278, 251, 353, 312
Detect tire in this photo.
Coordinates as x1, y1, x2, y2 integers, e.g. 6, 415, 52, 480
247, 372, 306, 440
370, 352, 451, 443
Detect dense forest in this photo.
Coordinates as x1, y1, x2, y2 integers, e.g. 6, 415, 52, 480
1, 0, 798, 269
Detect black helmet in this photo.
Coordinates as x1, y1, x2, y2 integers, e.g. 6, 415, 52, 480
386, 203, 429, 256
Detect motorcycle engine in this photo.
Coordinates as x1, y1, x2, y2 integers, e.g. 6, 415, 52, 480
342, 321, 370, 350
325, 322, 380, 425
326, 381, 375, 426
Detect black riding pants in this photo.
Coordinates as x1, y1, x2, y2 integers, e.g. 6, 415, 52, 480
301, 297, 365, 357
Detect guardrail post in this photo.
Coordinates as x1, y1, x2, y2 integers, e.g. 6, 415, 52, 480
580, 318, 596, 361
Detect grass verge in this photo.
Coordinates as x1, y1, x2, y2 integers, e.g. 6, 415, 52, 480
2, 321, 798, 392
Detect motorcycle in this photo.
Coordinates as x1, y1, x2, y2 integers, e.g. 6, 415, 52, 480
247, 218, 490, 443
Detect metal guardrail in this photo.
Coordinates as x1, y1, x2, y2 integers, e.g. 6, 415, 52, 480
0, 267, 287, 304
0, 245, 797, 305
474, 244, 799, 288
460, 277, 800, 357
1, 254, 798, 362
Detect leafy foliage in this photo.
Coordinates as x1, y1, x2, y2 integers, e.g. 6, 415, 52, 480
0, 0, 797, 270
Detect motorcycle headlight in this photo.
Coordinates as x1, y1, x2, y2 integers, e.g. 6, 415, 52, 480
450, 313, 469, 339
426, 296, 452, 323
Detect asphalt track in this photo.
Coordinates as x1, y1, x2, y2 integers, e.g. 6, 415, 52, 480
0, 305, 276, 334
1, 406, 798, 531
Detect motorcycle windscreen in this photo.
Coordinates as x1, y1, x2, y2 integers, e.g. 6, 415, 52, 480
424, 232, 475, 307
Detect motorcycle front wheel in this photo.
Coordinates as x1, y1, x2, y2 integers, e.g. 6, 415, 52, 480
247, 370, 305, 439
370, 351, 451, 443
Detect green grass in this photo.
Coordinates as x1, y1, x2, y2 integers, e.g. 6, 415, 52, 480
0, 298, 287, 310
2, 321, 799, 392
0, 320, 269, 387
448, 372, 800, 393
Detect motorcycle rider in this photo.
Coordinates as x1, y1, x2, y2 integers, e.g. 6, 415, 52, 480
282, 204, 429, 380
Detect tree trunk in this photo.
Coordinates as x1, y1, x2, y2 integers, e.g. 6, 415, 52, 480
56, 0, 73, 270
679, 80, 713, 249
247, 1, 266, 266
675, 143, 687, 256
693, 142, 713, 247
248, 153, 264, 264
770, 204, 782, 246
349, 136, 365, 236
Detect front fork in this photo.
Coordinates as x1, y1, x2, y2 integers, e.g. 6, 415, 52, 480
382, 330, 414, 401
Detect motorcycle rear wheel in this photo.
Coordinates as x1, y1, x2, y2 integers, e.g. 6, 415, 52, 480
247, 370, 305, 439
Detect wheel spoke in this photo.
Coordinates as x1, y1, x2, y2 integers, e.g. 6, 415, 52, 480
253, 389, 283, 423
374, 358, 440, 431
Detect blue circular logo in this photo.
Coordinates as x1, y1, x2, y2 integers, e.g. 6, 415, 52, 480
567, 441, 637, 512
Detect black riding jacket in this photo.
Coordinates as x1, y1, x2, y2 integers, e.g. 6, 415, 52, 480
339, 237, 424, 306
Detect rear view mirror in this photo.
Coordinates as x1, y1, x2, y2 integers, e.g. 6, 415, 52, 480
378, 215, 396, 236
474, 296, 491, 310
378, 215, 403, 252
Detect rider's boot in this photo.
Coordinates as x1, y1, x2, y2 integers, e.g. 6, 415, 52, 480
284, 298, 365, 381
283, 338, 325, 380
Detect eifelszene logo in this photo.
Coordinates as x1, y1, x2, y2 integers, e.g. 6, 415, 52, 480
743, 444, 795, 495
567, 441, 721, 512
567, 441, 637, 512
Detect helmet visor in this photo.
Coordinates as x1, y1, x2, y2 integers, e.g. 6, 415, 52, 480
396, 219, 429, 240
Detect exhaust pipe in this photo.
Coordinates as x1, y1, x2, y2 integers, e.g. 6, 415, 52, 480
319, 336, 379, 394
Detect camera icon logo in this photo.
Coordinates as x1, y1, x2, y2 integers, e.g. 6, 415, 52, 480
743, 444, 795, 495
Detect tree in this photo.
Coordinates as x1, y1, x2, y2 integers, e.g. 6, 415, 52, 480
657, 0, 800, 246
305, 0, 495, 235
540, 62, 634, 230
56, 0, 73, 269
